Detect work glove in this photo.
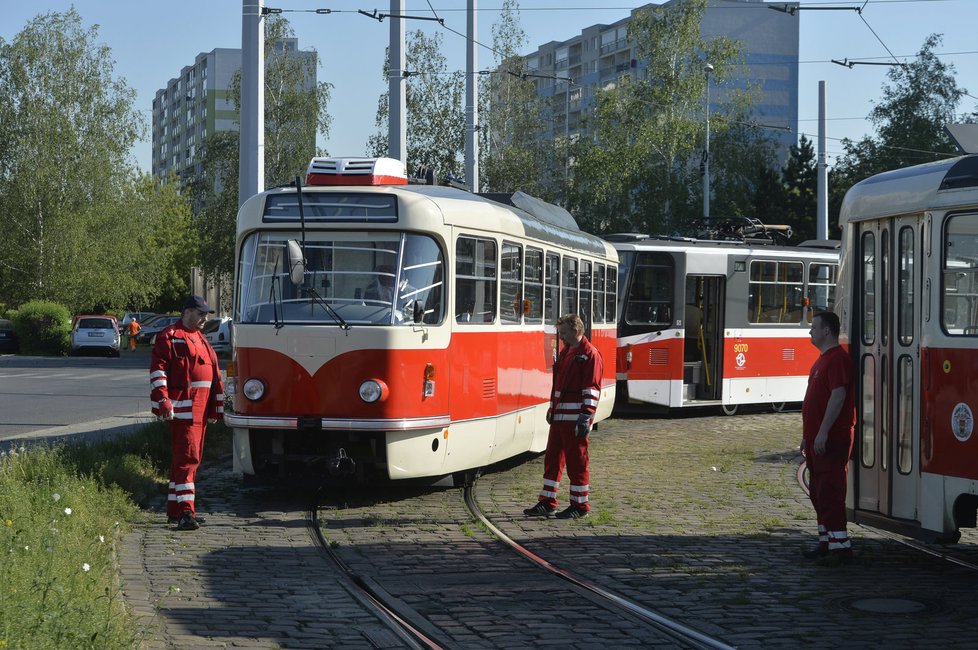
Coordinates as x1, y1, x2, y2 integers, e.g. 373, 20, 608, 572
546, 408, 553, 425
575, 414, 592, 438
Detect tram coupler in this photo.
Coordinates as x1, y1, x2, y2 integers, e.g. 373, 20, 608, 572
327, 448, 356, 477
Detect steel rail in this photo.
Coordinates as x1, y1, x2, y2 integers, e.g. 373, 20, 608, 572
463, 487, 736, 650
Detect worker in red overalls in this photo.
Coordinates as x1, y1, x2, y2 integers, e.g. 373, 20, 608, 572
150, 296, 224, 531
524, 313, 604, 520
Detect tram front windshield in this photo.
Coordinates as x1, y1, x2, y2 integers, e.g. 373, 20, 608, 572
237, 231, 445, 326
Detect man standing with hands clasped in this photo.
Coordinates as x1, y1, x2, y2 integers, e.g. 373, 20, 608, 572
801, 310, 855, 562
150, 296, 224, 531
524, 313, 603, 520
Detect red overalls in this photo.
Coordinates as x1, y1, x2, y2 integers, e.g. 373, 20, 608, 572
802, 345, 855, 554
150, 322, 224, 519
536, 335, 603, 511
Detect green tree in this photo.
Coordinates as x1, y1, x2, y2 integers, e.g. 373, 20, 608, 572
0, 9, 193, 313
368, 30, 466, 178
780, 134, 817, 241
566, 0, 756, 234
830, 34, 969, 218
479, 0, 553, 197
189, 131, 239, 280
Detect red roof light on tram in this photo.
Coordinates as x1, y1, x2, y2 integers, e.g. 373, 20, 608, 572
306, 157, 408, 186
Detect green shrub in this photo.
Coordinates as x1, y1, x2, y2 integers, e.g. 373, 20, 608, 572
11, 301, 71, 356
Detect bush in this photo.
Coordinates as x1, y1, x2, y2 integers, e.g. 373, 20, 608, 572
11, 301, 71, 356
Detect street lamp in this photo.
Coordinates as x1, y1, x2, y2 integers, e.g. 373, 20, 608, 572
703, 62, 714, 220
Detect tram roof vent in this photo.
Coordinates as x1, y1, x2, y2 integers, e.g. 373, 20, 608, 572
306, 157, 408, 186
797, 239, 841, 250
478, 191, 580, 231
604, 233, 649, 242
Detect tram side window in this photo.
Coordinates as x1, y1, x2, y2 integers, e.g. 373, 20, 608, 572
625, 252, 673, 326
942, 215, 978, 336
593, 263, 606, 324
561, 257, 578, 316
545, 252, 560, 323
605, 265, 618, 324
862, 232, 876, 344
748, 260, 803, 324
807, 263, 838, 322
455, 236, 497, 324
524, 248, 544, 324
580, 260, 593, 326
500, 241, 523, 324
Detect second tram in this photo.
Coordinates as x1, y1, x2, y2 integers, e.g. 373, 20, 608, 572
839, 152, 978, 542
225, 157, 618, 483
612, 225, 840, 414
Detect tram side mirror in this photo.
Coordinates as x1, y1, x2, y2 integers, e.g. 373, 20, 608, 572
413, 300, 424, 324
286, 240, 305, 286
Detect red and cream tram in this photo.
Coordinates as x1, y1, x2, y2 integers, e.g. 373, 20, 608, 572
839, 152, 978, 542
225, 157, 618, 483
611, 225, 840, 414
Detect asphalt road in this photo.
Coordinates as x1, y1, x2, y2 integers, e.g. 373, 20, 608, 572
0, 348, 154, 444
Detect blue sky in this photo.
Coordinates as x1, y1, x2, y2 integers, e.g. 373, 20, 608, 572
2, 0, 976, 172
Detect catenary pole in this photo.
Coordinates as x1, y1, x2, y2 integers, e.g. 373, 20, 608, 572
389, 0, 406, 163
817, 81, 829, 240
240, 0, 264, 205
465, 0, 479, 192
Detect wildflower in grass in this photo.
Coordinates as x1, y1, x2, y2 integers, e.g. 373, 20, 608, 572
82, 563, 91, 572
23, 546, 29, 551
53, 493, 61, 502
3, 519, 11, 527
64, 507, 72, 515
98, 535, 105, 543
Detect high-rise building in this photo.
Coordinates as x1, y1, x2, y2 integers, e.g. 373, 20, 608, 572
521, 0, 800, 161
151, 39, 315, 182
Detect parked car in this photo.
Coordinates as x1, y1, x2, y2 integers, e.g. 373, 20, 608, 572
0, 319, 19, 354
70, 315, 120, 357
136, 315, 181, 344
202, 316, 232, 354
120, 311, 157, 330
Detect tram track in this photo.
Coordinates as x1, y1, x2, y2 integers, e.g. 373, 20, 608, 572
310, 477, 736, 649
461, 485, 735, 650
309, 498, 448, 649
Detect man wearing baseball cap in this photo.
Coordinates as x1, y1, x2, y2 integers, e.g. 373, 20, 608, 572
149, 296, 224, 531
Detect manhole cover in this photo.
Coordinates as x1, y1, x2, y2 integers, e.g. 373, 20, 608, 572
849, 598, 927, 614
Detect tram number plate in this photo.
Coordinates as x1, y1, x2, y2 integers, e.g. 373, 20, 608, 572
297, 416, 322, 432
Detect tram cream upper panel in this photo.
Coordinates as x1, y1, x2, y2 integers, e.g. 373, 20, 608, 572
841, 155, 971, 223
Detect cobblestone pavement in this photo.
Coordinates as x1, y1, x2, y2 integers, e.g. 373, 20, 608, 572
120, 410, 978, 649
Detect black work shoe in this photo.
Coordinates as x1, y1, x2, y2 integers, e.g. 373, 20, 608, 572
168, 515, 206, 525
175, 513, 200, 531
555, 505, 589, 520
802, 545, 828, 559
523, 502, 556, 517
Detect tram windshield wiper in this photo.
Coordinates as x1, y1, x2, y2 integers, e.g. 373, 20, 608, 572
303, 286, 352, 331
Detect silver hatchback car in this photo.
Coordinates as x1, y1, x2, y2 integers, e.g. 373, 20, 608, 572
71, 316, 121, 357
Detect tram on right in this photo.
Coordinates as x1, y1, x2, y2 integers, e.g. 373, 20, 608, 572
839, 153, 978, 543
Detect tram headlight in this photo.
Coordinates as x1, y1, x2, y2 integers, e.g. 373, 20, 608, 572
359, 379, 389, 403
242, 378, 266, 401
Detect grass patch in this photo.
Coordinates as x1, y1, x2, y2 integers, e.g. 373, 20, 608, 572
0, 421, 233, 649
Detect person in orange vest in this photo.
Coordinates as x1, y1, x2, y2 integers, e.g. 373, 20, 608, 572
150, 296, 224, 531
127, 319, 141, 351
524, 313, 604, 520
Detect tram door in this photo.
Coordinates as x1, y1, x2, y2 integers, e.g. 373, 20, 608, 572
855, 217, 920, 521
684, 276, 724, 401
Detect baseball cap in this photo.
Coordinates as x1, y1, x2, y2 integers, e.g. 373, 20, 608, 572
182, 295, 215, 313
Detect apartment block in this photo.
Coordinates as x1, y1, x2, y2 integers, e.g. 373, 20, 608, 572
152, 38, 315, 183
522, 0, 800, 161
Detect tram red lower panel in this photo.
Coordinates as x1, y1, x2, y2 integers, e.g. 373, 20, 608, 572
921, 346, 978, 480
233, 327, 617, 423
